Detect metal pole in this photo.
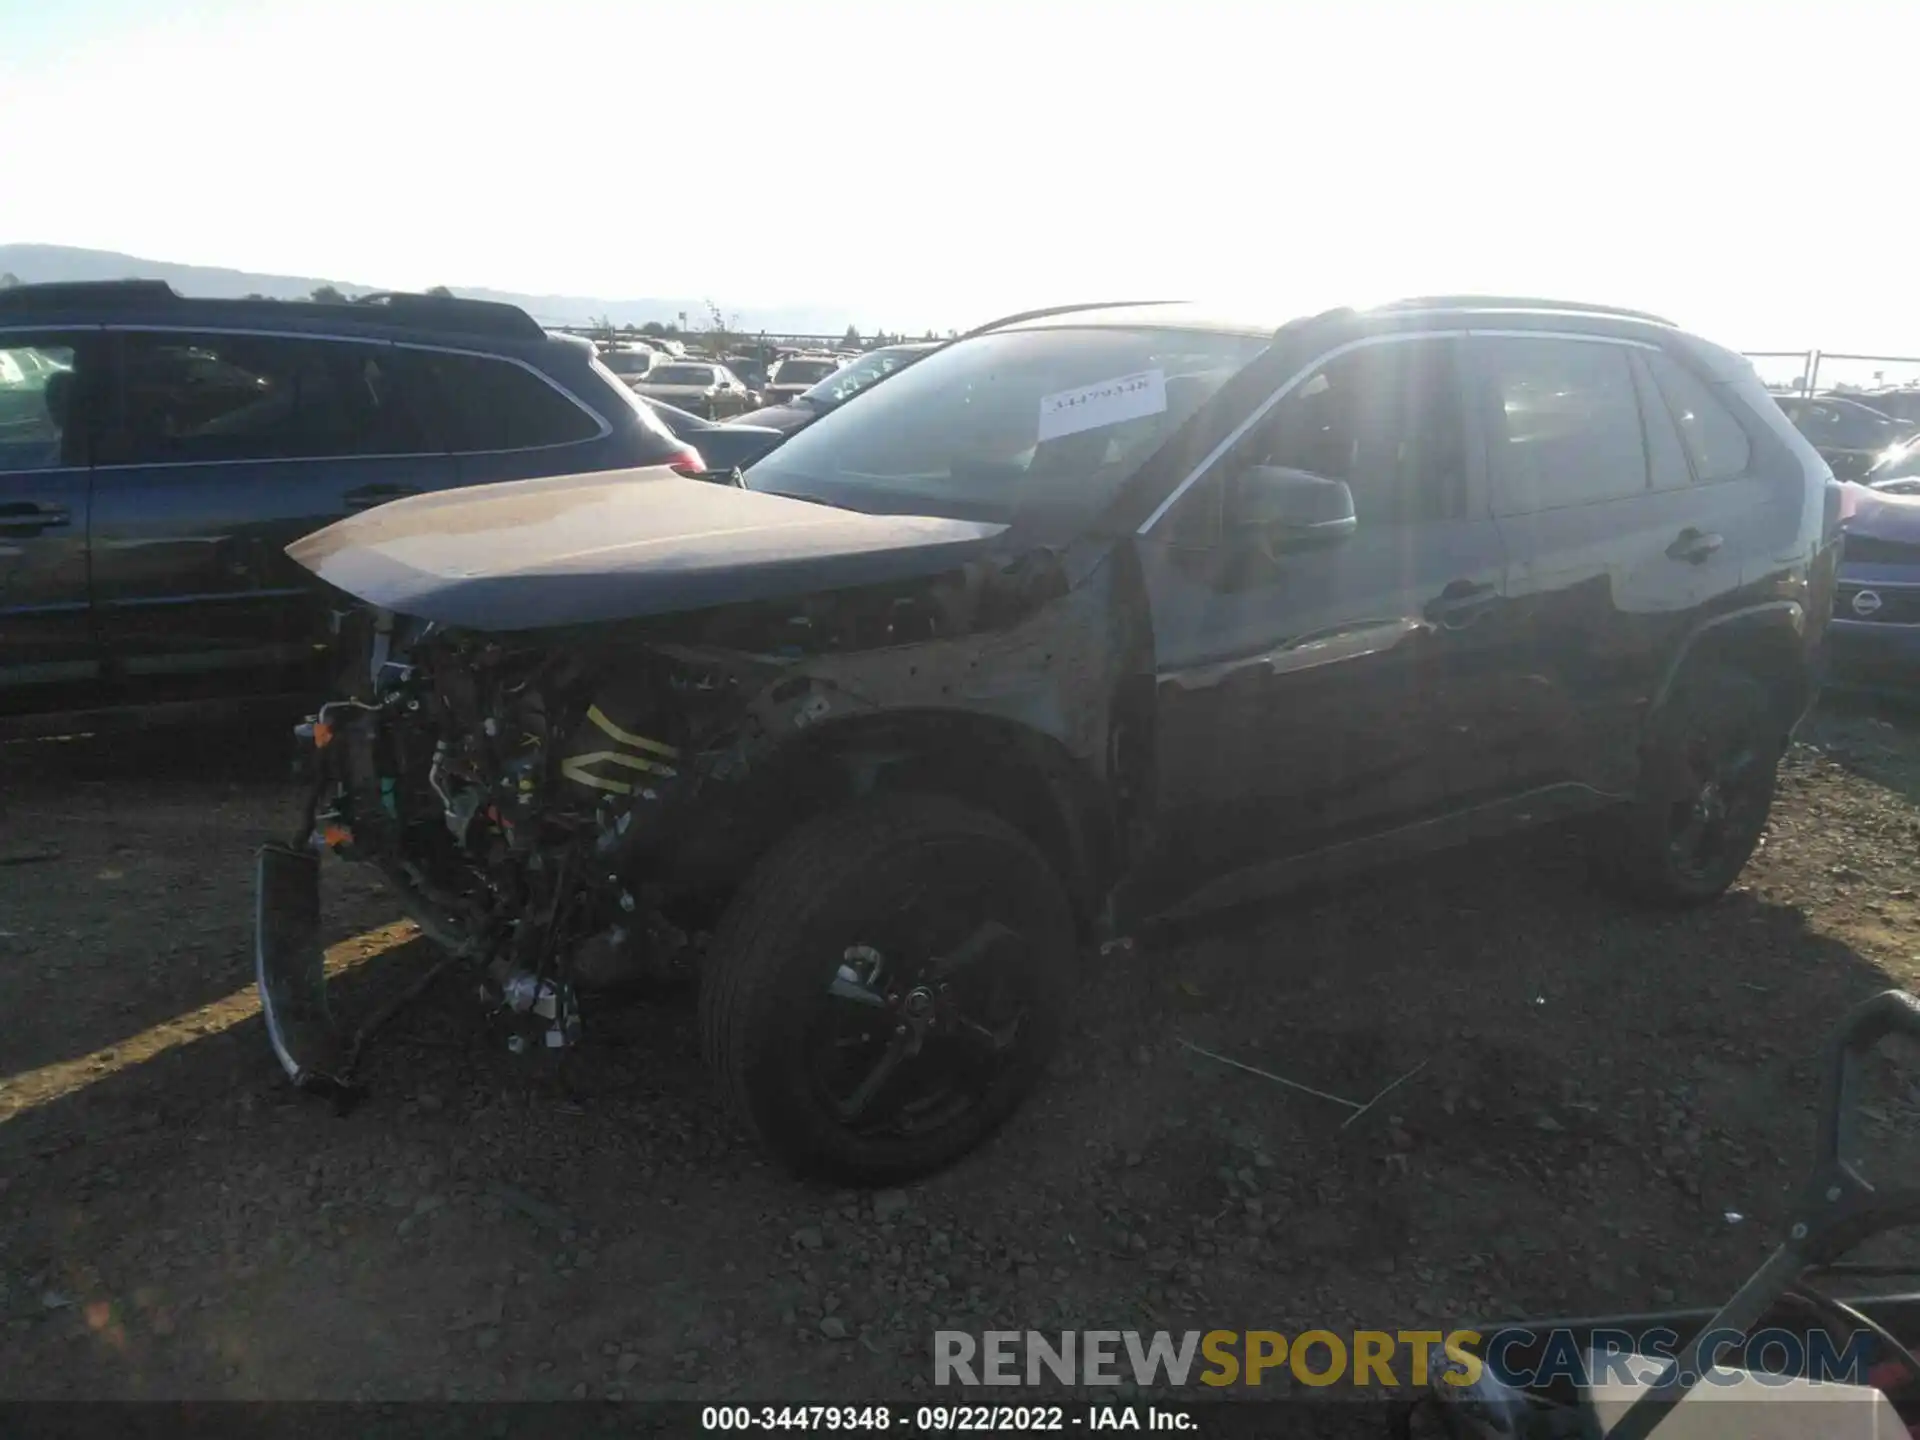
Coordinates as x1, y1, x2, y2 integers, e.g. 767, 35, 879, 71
1604, 1242, 1807, 1440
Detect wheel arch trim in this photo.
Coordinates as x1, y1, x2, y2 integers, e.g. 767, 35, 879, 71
1649, 600, 1809, 717
673, 706, 1124, 928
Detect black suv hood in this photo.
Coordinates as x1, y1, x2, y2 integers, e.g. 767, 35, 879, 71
286, 466, 1008, 631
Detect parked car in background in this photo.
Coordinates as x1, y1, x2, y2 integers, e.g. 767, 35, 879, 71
629, 361, 757, 418
1828, 388, 1920, 426
759, 353, 843, 406
0, 280, 704, 739
723, 353, 770, 392
636, 395, 785, 471
597, 342, 661, 385
1775, 393, 1916, 480
735, 341, 938, 436
1829, 482, 1920, 694
264, 295, 1837, 1182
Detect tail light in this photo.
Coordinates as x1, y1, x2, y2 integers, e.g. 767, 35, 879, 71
668, 445, 707, 476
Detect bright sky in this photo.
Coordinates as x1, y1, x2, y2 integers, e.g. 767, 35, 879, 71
5, 0, 1919, 351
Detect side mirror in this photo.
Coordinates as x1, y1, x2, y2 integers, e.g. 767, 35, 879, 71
1226, 465, 1356, 553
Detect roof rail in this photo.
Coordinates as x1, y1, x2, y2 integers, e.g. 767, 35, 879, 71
0, 278, 179, 309
1374, 295, 1677, 326
348, 291, 546, 341
960, 299, 1184, 340
1274, 305, 1359, 337
0, 279, 545, 342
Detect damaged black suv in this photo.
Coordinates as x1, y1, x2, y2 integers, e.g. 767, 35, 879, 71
258, 298, 1842, 1183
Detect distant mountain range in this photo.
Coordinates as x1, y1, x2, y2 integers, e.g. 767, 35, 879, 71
0, 244, 863, 336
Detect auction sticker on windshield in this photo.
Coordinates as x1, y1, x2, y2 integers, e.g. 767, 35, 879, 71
1037, 369, 1166, 442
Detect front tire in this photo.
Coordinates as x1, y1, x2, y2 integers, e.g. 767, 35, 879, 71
1595, 663, 1781, 906
699, 793, 1076, 1184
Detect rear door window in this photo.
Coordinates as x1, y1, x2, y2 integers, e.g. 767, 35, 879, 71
1474, 337, 1648, 513
1646, 353, 1752, 482
107, 332, 438, 464
408, 350, 603, 453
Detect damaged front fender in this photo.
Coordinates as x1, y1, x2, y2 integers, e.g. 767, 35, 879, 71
260, 515, 1155, 1095
576, 539, 1151, 914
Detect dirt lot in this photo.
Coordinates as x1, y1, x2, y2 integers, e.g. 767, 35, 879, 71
7, 702, 1920, 1402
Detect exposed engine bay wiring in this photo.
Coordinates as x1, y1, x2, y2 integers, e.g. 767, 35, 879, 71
283, 540, 1120, 1078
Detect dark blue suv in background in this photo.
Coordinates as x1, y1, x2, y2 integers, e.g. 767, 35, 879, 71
0, 281, 701, 738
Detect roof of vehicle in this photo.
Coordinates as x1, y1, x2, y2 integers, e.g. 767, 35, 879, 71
1369, 294, 1676, 325
981, 295, 1682, 340
0, 278, 551, 344
994, 302, 1278, 338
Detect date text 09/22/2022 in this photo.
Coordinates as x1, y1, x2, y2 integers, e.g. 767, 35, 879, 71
700, 1404, 1196, 1431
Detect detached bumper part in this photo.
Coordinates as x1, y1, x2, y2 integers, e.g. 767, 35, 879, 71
254, 842, 356, 1097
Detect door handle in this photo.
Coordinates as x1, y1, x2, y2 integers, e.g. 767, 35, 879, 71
342, 484, 421, 512
0, 502, 72, 537
1423, 580, 1499, 629
1667, 527, 1724, 563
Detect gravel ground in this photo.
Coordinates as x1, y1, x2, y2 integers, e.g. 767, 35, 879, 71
6, 701, 1920, 1401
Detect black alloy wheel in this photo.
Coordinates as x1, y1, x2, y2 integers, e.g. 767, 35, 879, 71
812, 915, 1036, 1143
1598, 664, 1781, 906
1662, 721, 1771, 886
700, 793, 1075, 1183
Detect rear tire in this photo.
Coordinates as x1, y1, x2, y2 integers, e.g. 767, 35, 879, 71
699, 793, 1076, 1184
1594, 664, 1781, 906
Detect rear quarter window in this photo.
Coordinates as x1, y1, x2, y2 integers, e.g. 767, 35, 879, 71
583, 358, 700, 462
408, 350, 603, 452
1647, 352, 1752, 482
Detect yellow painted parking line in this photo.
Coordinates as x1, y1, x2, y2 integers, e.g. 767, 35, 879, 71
0, 919, 420, 1122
